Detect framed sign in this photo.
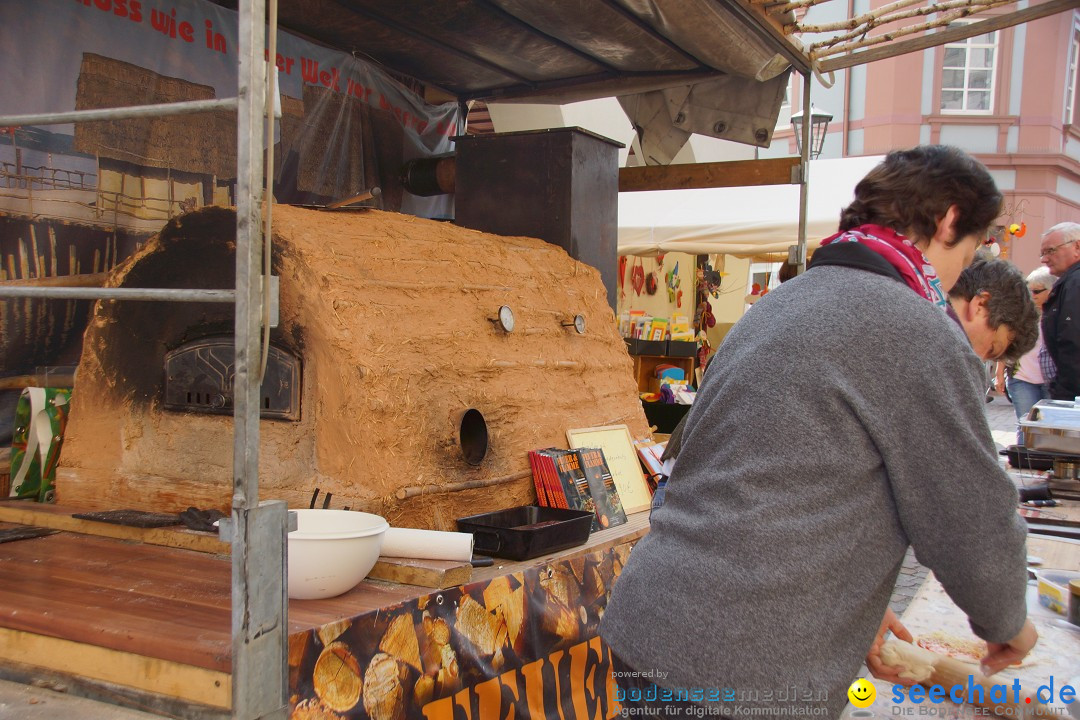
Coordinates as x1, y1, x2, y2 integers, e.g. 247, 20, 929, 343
566, 424, 652, 514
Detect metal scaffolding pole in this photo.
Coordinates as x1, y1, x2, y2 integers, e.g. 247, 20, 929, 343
226, 0, 290, 717
0, 287, 235, 301
796, 71, 812, 274
0, 98, 239, 128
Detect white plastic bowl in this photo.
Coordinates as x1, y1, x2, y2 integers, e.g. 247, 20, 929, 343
288, 509, 389, 600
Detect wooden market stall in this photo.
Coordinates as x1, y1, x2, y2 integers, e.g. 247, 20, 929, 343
3, 1, 1079, 719
0, 2, 810, 717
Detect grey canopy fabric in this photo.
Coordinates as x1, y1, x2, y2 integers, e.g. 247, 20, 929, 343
221, 0, 803, 156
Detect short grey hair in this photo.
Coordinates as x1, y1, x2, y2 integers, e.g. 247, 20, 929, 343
1042, 221, 1080, 242
1027, 266, 1055, 291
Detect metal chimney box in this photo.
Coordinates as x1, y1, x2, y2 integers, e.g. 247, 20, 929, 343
454, 128, 622, 311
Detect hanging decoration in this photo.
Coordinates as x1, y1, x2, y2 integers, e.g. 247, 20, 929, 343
992, 199, 1034, 262
666, 261, 681, 303
696, 330, 713, 370
692, 255, 728, 371
645, 258, 661, 295
631, 257, 645, 296
618, 256, 627, 300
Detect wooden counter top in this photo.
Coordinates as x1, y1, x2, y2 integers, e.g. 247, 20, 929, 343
0, 504, 649, 681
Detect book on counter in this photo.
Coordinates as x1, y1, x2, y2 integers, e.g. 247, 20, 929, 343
527, 447, 626, 532
527, 449, 549, 507
528, 449, 565, 510
576, 447, 627, 530
634, 438, 668, 481
552, 448, 599, 531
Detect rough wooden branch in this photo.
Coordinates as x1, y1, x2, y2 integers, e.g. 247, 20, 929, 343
768, 0, 833, 17
0, 272, 108, 287
807, 0, 1005, 51
801, 0, 1017, 49
817, 0, 1080, 71
395, 470, 532, 500
812, 3, 1010, 58
796, 0, 932, 33
812, 0, 1006, 44
813, 8, 969, 56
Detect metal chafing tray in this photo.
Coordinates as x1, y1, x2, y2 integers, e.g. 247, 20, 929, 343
1020, 400, 1080, 454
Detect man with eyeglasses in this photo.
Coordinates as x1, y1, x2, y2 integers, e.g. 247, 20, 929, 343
1039, 221, 1080, 400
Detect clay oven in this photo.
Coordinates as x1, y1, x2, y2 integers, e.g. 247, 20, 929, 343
57, 205, 648, 529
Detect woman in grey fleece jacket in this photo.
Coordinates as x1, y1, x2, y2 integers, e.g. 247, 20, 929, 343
600, 146, 1037, 719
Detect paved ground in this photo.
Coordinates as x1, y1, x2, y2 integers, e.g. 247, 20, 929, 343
985, 390, 1024, 450
0, 395, 1024, 719
0, 678, 166, 720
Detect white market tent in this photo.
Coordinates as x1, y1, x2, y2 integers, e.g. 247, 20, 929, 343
618, 155, 886, 257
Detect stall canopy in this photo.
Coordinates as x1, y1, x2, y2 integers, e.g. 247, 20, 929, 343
233, 0, 801, 159
618, 155, 885, 257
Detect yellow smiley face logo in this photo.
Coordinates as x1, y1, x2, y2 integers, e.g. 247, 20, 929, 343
848, 678, 876, 708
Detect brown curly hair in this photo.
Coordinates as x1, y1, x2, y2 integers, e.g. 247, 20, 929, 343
839, 146, 1002, 245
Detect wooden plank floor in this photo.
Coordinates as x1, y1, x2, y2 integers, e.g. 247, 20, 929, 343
0, 532, 235, 672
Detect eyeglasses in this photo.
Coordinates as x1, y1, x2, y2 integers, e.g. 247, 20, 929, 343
1040, 239, 1077, 257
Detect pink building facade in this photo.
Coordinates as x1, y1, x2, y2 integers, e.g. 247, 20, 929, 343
766, 6, 1080, 275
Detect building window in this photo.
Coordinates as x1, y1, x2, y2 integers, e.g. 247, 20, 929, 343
748, 262, 782, 293
1066, 26, 1080, 125
940, 23, 997, 113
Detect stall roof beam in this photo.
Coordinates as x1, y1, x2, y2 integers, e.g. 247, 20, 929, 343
464, 68, 724, 103
817, 0, 1080, 73
619, 156, 803, 192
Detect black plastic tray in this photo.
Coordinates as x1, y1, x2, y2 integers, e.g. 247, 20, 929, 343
624, 338, 667, 356
1001, 445, 1056, 472
456, 506, 593, 560
666, 340, 697, 357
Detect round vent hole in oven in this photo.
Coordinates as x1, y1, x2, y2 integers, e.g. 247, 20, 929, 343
459, 408, 488, 465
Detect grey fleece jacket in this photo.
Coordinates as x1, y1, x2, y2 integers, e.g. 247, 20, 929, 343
599, 261, 1029, 719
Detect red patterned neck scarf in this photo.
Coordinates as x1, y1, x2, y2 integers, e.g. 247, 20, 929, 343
819, 224, 947, 309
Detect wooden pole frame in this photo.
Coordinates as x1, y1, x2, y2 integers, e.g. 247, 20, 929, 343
619, 157, 802, 192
